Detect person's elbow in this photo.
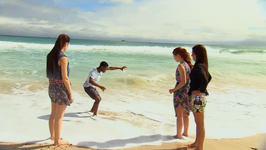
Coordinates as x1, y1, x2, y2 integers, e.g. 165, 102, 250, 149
199, 83, 207, 93
209, 74, 212, 82
89, 78, 96, 85
62, 76, 69, 83
180, 80, 186, 87
89, 79, 93, 84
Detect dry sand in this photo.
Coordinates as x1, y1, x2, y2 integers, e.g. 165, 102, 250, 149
0, 133, 265, 150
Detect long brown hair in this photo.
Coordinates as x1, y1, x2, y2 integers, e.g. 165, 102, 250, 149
192, 44, 209, 77
172, 47, 193, 69
46, 34, 70, 74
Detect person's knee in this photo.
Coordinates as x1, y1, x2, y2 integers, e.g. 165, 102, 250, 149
195, 120, 205, 127
50, 114, 56, 120
176, 107, 183, 117
50, 110, 57, 120
94, 97, 101, 103
54, 105, 66, 120
55, 113, 64, 121
176, 112, 183, 118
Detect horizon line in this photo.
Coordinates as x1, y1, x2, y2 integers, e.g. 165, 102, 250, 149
0, 34, 265, 47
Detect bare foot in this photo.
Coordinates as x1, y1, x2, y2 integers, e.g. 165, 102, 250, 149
54, 140, 69, 146
187, 142, 198, 147
182, 133, 188, 137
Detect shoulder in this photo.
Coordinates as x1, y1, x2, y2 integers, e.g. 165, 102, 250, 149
178, 63, 185, 71
182, 62, 190, 68
90, 67, 100, 74
178, 63, 185, 68
59, 52, 67, 62
59, 51, 67, 58
59, 56, 67, 63
90, 68, 96, 73
193, 63, 204, 69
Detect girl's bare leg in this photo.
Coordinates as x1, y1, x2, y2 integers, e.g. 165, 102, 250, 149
182, 112, 189, 137
194, 112, 205, 150
54, 104, 69, 146
174, 105, 183, 139
49, 102, 56, 141
188, 112, 204, 150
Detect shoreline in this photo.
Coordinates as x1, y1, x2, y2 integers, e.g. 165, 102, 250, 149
0, 133, 265, 150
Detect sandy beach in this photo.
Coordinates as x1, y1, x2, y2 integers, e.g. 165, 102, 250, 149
0, 133, 265, 150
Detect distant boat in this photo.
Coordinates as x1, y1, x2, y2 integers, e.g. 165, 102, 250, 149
121, 40, 126, 42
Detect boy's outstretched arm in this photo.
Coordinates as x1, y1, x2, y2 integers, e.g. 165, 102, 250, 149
107, 66, 127, 71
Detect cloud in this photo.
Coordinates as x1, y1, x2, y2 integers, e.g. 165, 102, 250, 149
0, 0, 265, 44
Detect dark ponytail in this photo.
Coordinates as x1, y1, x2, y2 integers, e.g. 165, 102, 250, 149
46, 34, 70, 74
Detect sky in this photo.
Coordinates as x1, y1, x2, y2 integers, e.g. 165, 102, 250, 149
0, 0, 266, 44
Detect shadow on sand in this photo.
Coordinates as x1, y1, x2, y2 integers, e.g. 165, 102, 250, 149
0, 142, 74, 150
0, 135, 189, 150
77, 134, 189, 149
36, 113, 189, 149
37, 111, 96, 121
0, 138, 53, 150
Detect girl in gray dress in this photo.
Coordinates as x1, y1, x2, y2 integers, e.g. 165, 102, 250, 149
46, 34, 73, 146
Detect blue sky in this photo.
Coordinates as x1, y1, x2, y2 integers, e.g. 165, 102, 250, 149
0, 0, 266, 44
27, 0, 118, 12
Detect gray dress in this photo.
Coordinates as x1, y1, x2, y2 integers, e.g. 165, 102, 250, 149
47, 51, 70, 106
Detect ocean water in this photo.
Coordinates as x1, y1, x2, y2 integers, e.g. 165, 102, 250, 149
0, 35, 266, 149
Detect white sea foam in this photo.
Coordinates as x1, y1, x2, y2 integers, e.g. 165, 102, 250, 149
0, 83, 265, 149
0, 41, 216, 56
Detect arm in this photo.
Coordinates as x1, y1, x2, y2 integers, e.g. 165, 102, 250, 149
107, 66, 127, 71
60, 57, 73, 103
88, 73, 106, 92
89, 77, 105, 89
198, 65, 209, 93
208, 72, 212, 83
169, 64, 187, 94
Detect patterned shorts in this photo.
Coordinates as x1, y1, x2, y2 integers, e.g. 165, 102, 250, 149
190, 93, 207, 113
48, 79, 70, 106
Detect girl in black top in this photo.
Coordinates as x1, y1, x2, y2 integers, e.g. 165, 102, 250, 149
188, 44, 211, 150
